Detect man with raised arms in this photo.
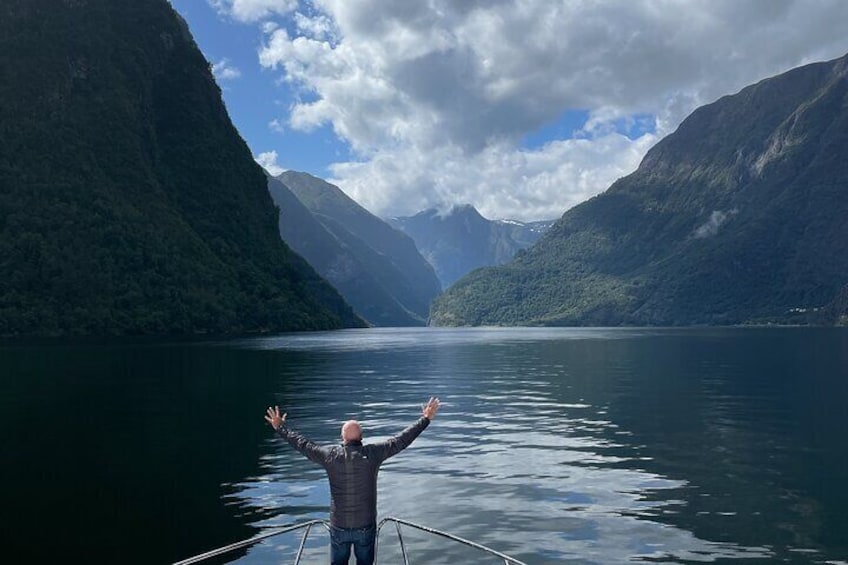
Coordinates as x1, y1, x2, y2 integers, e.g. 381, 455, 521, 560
264, 397, 441, 565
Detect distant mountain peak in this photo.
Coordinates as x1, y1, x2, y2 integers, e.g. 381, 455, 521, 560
450, 203, 479, 214
412, 203, 481, 221
391, 206, 553, 288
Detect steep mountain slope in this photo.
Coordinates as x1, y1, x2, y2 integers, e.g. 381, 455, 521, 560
268, 176, 424, 326
432, 53, 848, 326
389, 205, 553, 288
825, 284, 848, 326
0, 0, 362, 336
277, 171, 441, 321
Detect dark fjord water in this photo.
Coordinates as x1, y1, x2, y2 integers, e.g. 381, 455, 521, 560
1, 327, 847, 564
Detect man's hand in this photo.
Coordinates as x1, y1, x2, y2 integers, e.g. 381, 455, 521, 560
422, 397, 440, 419
265, 405, 286, 430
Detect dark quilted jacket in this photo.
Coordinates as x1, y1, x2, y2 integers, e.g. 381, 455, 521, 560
275, 417, 430, 528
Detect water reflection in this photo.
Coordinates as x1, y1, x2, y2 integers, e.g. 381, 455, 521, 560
221, 328, 848, 564
4, 328, 843, 563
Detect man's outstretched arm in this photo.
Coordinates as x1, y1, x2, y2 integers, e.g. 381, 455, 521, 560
372, 397, 440, 464
265, 405, 329, 467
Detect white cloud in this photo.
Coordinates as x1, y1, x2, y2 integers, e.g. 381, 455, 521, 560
261, 21, 279, 34
211, 58, 241, 81
330, 132, 658, 221
209, 0, 297, 23
253, 0, 848, 220
255, 150, 286, 175
294, 11, 336, 41
268, 118, 286, 133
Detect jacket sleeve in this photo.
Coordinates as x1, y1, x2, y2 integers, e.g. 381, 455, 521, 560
371, 417, 430, 464
275, 425, 330, 468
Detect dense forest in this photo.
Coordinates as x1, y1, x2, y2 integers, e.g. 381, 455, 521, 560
0, 0, 363, 336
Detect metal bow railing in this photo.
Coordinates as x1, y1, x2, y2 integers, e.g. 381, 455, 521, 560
376, 517, 527, 565
173, 519, 328, 565
173, 516, 527, 565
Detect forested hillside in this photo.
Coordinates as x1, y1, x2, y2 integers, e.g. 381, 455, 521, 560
432, 54, 848, 327
0, 0, 363, 336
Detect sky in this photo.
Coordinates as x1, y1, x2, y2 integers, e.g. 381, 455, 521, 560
169, 0, 848, 222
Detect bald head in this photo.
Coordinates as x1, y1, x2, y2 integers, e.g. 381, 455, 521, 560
341, 420, 362, 443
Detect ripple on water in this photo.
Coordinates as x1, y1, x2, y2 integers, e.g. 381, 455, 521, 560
220, 328, 846, 563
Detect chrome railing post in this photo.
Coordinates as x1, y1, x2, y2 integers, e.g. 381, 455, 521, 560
292, 522, 314, 565
395, 520, 410, 565
374, 518, 386, 564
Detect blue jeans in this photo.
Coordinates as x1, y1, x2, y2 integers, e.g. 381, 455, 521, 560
330, 523, 376, 565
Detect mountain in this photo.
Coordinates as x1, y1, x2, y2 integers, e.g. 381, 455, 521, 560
268, 176, 427, 326
0, 0, 364, 336
825, 284, 848, 326
389, 205, 554, 288
497, 218, 557, 249
431, 53, 848, 327
275, 171, 442, 324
